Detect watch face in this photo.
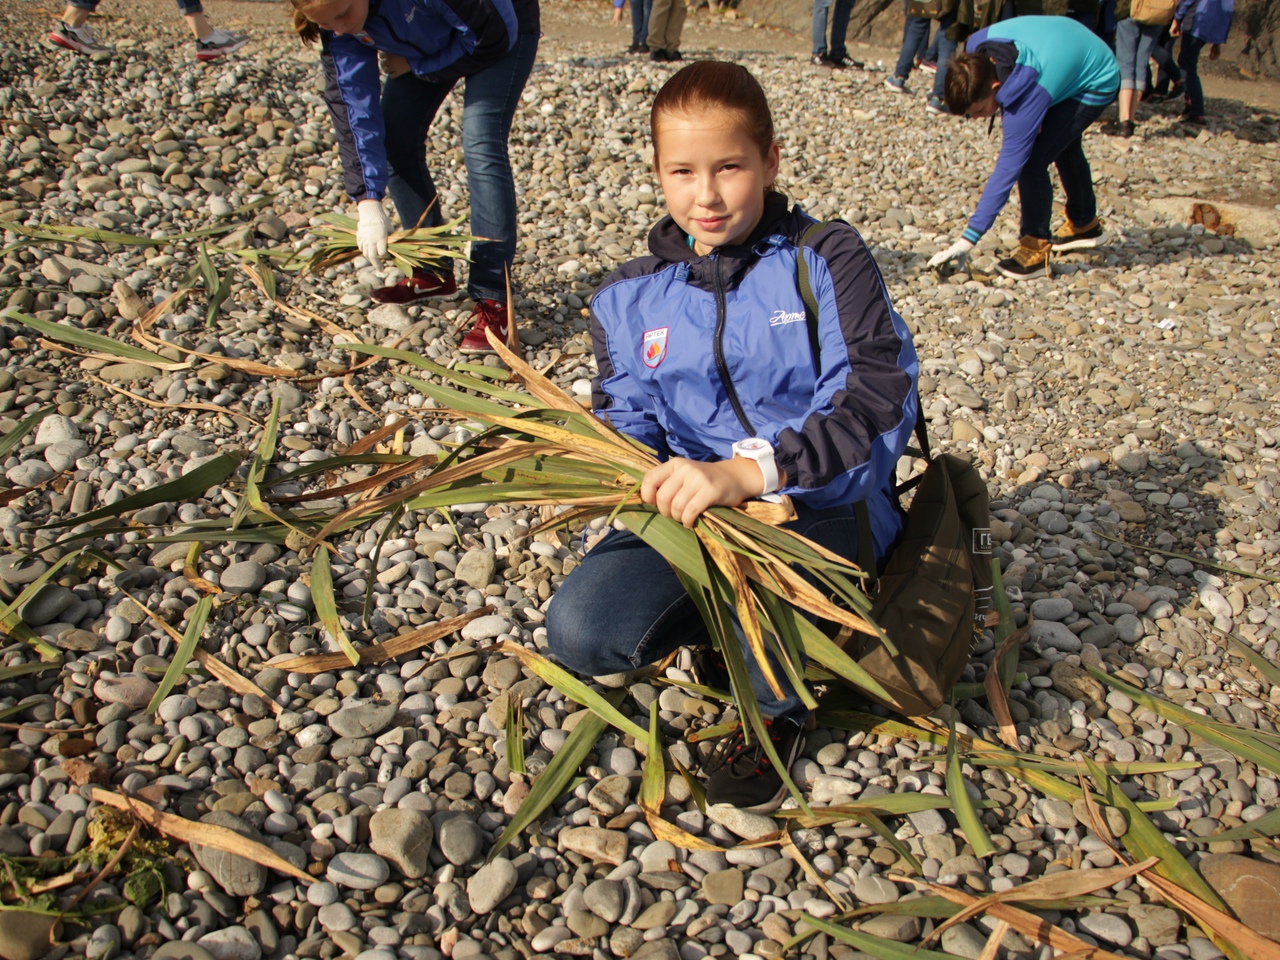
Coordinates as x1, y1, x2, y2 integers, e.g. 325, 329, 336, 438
738, 438, 769, 454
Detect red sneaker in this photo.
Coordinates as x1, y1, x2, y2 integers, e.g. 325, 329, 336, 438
370, 268, 458, 305
458, 299, 509, 355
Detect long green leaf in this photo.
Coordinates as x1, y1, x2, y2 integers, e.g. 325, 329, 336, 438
311, 547, 360, 666
1198, 807, 1280, 842
791, 914, 966, 959
233, 397, 281, 530
946, 710, 995, 857
145, 596, 212, 715
1089, 666, 1280, 779
1225, 633, 1280, 689
0, 406, 55, 460
0, 549, 86, 659
0, 662, 60, 682
488, 689, 623, 861
7, 310, 171, 364
45, 452, 244, 528
1083, 757, 1226, 909
505, 694, 526, 776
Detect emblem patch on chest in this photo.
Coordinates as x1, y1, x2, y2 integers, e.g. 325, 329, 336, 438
642, 327, 668, 368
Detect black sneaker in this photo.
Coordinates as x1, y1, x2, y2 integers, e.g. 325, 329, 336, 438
689, 645, 731, 696
704, 717, 805, 813
826, 53, 864, 69
1101, 119, 1135, 138
650, 48, 669, 62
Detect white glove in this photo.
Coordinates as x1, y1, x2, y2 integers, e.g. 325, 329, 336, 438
927, 237, 975, 269
356, 199, 393, 263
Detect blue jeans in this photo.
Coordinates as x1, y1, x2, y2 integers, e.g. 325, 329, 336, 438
812, 0, 855, 58
630, 0, 653, 46
892, 6, 955, 99
546, 503, 867, 725
1115, 18, 1161, 91
381, 33, 539, 303
1150, 28, 1182, 93
1178, 34, 1208, 116
1018, 95, 1112, 240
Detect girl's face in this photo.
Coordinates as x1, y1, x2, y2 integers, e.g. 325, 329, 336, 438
654, 107, 780, 256
301, 0, 369, 35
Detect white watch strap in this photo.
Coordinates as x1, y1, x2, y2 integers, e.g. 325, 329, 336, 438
755, 454, 780, 496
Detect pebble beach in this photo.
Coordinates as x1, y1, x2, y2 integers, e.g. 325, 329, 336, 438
2, 3, 1280, 960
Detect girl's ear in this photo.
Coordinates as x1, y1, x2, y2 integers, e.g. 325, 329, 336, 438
765, 142, 781, 187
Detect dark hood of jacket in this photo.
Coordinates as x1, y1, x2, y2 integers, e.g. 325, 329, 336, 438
643, 193, 809, 293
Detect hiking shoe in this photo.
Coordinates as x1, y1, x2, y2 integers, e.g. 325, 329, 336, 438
704, 717, 805, 813
371, 268, 458, 305
195, 27, 249, 61
1179, 113, 1207, 127
49, 21, 112, 54
1149, 80, 1184, 103
666, 49, 683, 61
926, 96, 948, 115
1051, 217, 1104, 252
884, 75, 907, 93
918, 59, 937, 74
458, 299, 509, 355
650, 48, 670, 61
995, 236, 1052, 280
627, 42, 649, 54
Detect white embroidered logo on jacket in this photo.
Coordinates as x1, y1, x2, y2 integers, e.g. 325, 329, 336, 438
769, 309, 805, 327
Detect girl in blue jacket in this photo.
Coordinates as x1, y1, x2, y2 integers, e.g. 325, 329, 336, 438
1173, 0, 1233, 125
546, 61, 919, 814
291, 0, 539, 355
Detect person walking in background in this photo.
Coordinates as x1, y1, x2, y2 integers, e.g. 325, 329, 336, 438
1104, 0, 1168, 137
1172, 0, 1233, 125
1146, 25, 1185, 101
290, 0, 539, 355
547, 61, 917, 814
812, 0, 863, 68
928, 16, 1119, 279
885, 0, 958, 114
647, 0, 686, 61
613, 0, 653, 55
48, 0, 247, 59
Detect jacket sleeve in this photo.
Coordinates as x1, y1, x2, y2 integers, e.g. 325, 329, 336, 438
1174, 0, 1196, 21
962, 73, 1051, 242
589, 300, 672, 460
408, 0, 519, 82
769, 225, 919, 510
320, 34, 387, 203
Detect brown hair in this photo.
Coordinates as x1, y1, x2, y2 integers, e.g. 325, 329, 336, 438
944, 52, 998, 116
650, 61, 779, 192
289, 0, 321, 45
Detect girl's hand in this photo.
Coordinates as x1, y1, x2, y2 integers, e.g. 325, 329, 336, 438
641, 457, 778, 529
380, 52, 411, 77
611, 5, 623, 23
1209, 43, 1221, 60
1170, 19, 1181, 36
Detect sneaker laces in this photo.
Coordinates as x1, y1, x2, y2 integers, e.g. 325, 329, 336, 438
703, 721, 786, 780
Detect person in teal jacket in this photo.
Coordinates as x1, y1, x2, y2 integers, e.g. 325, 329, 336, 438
928, 16, 1119, 280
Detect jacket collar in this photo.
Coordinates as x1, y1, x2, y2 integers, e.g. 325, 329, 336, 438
647, 192, 800, 264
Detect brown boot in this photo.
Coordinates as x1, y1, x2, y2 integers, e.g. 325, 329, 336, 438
996, 236, 1052, 280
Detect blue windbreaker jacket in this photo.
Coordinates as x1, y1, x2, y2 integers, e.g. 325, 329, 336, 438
319, 0, 540, 203
1175, 0, 1233, 44
961, 17, 1119, 244
590, 196, 920, 561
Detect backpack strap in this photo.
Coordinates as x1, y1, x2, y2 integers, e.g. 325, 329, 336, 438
796, 220, 832, 377
795, 218, 932, 589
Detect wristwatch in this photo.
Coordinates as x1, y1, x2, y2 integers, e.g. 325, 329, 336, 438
731, 437, 780, 495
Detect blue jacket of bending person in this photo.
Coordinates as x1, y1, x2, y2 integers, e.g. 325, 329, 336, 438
319, 0, 539, 203
590, 194, 920, 563
960, 16, 1119, 244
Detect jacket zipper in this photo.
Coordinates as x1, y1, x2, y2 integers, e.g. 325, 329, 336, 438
710, 254, 755, 436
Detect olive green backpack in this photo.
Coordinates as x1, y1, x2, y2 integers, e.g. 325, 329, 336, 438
796, 221, 994, 717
